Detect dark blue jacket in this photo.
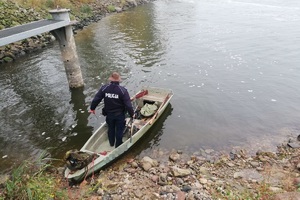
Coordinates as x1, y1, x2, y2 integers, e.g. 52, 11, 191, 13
90, 82, 134, 117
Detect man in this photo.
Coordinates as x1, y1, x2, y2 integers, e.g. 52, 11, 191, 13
89, 72, 134, 148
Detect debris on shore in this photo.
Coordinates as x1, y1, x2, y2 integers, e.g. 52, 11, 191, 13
62, 136, 300, 200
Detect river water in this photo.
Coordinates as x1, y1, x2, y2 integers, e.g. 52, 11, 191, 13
1, 0, 300, 173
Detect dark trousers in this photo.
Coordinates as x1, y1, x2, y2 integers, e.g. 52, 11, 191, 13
106, 113, 125, 148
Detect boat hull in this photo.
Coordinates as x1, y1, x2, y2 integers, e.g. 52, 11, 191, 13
64, 87, 173, 182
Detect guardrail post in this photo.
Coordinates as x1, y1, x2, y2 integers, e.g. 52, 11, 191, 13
49, 9, 84, 88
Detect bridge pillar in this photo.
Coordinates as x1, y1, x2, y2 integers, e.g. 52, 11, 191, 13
49, 9, 84, 88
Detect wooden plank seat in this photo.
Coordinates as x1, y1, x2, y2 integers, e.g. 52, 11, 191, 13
142, 95, 165, 103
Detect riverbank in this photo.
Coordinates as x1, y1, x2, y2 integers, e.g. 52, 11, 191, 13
0, 0, 153, 63
0, 135, 299, 199
61, 138, 300, 200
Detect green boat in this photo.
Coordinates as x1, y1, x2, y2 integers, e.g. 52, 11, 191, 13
64, 86, 174, 183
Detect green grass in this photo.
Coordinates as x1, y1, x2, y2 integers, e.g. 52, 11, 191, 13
80, 4, 92, 14
107, 5, 116, 12
1, 151, 67, 200
212, 181, 276, 200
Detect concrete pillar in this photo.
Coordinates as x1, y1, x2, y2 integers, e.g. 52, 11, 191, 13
49, 9, 84, 88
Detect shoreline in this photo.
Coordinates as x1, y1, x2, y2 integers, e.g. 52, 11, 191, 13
61, 136, 300, 199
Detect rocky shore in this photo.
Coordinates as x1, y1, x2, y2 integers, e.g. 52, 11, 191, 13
0, 0, 153, 64
61, 136, 300, 200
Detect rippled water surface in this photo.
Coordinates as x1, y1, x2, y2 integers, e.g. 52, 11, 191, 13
1, 0, 300, 172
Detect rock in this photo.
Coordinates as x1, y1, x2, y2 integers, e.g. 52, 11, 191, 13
0, 174, 9, 186
171, 166, 191, 177
127, 0, 138, 7
269, 186, 283, 193
273, 192, 300, 200
130, 161, 138, 168
134, 190, 143, 198
266, 171, 287, 186
199, 166, 209, 175
140, 157, 157, 172
199, 178, 208, 184
181, 185, 192, 192
256, 167, 264, 171
151, 175, 159, 183
293, 177, 300, 186
226, 162, 235, 167
172, 185, 181, 192
233, 169, 263, 182
297, 162, 300, 171
250, 161, 260, 167
169, 152, 181, 162
97, 188, 104, 195
175, 177, 184, 185
159, 173, 168, 182
186, 190, 212, 200
3, 56, 13, 62
229, 151, 236, 160
176, 191, 186, 200
115, 7, 122, 12
140, 162, 152, 171
205, 149, 214, 154
140, 156, 158, 167
177, 150, 183, 154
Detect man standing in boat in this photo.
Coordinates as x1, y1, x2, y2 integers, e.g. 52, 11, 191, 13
89, 72, 134, 148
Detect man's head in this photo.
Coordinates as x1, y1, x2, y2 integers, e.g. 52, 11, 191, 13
108, 72, 121, 82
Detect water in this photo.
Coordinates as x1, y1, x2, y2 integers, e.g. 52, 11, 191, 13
1, 0, 300, 172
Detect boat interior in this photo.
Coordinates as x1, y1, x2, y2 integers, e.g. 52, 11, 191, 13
82, 88, 172, 155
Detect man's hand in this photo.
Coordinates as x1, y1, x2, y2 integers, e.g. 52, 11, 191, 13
89, 110, 95, 114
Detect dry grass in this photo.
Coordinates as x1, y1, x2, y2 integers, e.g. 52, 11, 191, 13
12, 0, 95, 9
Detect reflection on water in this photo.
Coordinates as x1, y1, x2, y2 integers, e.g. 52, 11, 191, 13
1, 0, 300, 172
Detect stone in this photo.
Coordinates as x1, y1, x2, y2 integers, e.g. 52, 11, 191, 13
176, 191, 186, 200
199, 178, 208, 184
171, 166, 191, 177
3, 56, 13, 62
226, 162, 235, 167
159, 173, 168, 182
293, 177, 300, 186
269, 186, 283, 193
205, 149, 214, 154
141, 162, 152, 171
151, 175, 159, 183
297, 162, 300, 170
140, 156, 158, 167
134, 190, 143, 198
175, 177, 184, 185
233, 169, 263, 182
169, 152, 181, 162
115, 7, 122, 13
250, 161, 260, 167
199, 167, 209, 175
0, 174, 9, 186
181, 185, 192, 192
273, 192, 300, 200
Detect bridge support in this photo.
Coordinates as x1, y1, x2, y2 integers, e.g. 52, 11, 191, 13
49, 9, 84, 88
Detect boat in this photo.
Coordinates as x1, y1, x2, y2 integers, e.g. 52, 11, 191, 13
64, 86, 174, 183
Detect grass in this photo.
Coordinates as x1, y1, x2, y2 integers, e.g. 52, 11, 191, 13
13, 0, 95, 10
107, 5, 116, 12
80, 4, 92, 14
0, 151, 67, 200
212, 182, 276, 200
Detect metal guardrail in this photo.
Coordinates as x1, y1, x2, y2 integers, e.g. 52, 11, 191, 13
0, 19, 71, 46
